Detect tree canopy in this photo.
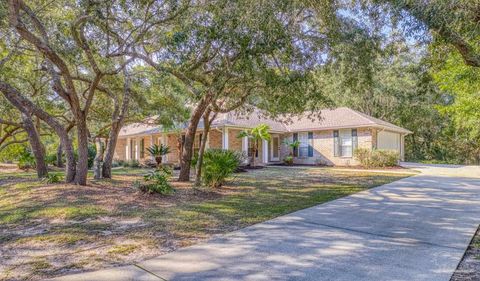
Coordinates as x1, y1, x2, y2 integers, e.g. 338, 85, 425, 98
1, 0, 479, 184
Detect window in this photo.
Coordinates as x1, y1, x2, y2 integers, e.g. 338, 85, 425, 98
340, 129, 352, 157
308, 132, 314, 157
298, 132, 308, 158
293, 133, 298, 157
333, 129, 357, 157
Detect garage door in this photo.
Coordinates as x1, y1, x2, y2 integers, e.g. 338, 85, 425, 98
377, 131, 400, 152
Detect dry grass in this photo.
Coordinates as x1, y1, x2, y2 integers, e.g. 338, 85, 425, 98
0, 166, 412, 281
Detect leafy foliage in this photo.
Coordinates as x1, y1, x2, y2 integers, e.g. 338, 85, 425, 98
354, 148, 399, 168
43, 173, 61, 184
202, 149, 242, 188
146, 144, 170, 157
283, 140, 300, 156
17, 148, 35, 170
138, 168, 174, 195
284, 155, 294, 165
122, 160, 140, 168
238, 124, 271, 166
146, 144, 170, 166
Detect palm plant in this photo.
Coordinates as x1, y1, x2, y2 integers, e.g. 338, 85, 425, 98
284, 140, 300, 156
238, 124, 271, 167
146, 144, 170, 167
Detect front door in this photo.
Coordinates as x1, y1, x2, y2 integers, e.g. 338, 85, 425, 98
271, 136, 280, 161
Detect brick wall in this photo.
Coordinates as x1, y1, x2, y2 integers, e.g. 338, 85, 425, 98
166, 134, 180, 164
280, 127, 374, 166
228, 129, 242, 151
114, 138, 127, 160
114, 127, 376, 166
209, 130, 222, 149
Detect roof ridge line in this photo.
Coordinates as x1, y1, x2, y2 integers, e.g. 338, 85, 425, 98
343, 107, 376, 125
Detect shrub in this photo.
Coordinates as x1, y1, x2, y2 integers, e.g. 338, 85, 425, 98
284, 155, 294, 165
43, 173, 61, 184
354, 148, 399, 168
44, 154, 57, 166
190, 152, 199, 168
122, 159, 140, 168
87, 145, 96, 169
146, 144, 170, 166
17, 148, 35, 170
202, 149, 242, 188
112, 159, 124, 167
137, 167, 174, 195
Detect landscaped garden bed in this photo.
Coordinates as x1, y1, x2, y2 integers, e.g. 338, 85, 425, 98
0, 166, 412, 281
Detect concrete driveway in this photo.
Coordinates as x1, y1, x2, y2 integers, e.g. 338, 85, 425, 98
51, 163, 480, 281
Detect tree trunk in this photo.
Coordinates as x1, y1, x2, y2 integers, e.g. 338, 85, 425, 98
93, 138, 104, 179
176, 135, 183, 165
178, 95, 212, 181
102, 120, 122, 178
0, 80, 76, 182
60, 131, 76, 183
194, 110, 212, 187
56, 143, 63, 167
102, 126, 119, 179
21, 113, 48, 178
102, 68, 131, 178
74, 114, 89, 185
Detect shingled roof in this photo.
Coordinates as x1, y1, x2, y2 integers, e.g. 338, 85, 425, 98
283, 108, 412, 134
119, 107, 411, 137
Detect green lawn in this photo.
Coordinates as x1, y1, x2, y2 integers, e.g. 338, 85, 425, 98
0, 166, 412, 281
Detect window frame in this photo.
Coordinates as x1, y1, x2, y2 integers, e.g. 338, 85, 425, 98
339, 129, 353, 158
298, 132, 309, 158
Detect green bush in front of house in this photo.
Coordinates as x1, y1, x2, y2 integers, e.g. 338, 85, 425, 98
121, 159, 140, 168
354, 148, 399, 168
136, 167, 174, 195
202, 149, 242, 188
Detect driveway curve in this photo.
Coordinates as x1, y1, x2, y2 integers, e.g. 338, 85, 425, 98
51, 163, 480, 281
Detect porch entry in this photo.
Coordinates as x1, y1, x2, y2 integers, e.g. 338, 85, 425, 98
270, 135, 280, 162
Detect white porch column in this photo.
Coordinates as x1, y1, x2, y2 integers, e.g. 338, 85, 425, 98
161, 135, 168, 163
262, 139, 268, 164
135, 138, 140, 160
126, 138, 131, 160
222, 127, 229, 150
149, 135, 154, 160
242, 136, 249, 164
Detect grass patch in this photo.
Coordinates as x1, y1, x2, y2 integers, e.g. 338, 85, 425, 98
31, 205, 107, 220
29, 258, 52, 272
108, 244, 139, 256
15, 233, 91, 246
0, 166, 411, 281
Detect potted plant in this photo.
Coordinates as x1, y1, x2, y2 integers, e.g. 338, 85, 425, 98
283, 140, 300, 165
284, 155, 294, 165
146, 144, 170, 167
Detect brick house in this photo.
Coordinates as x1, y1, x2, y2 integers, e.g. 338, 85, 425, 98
114, 107, 411, 166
